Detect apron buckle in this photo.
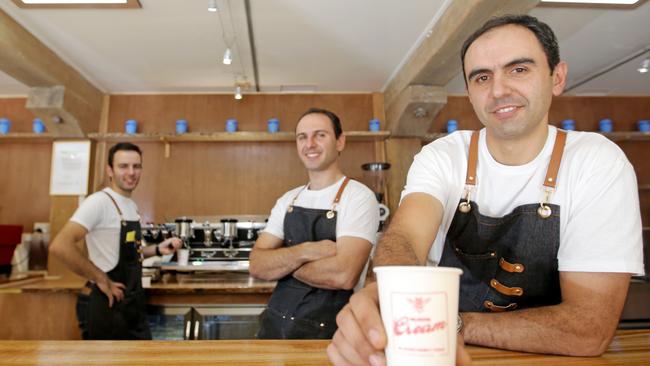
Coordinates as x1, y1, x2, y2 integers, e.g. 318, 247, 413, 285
458, 187, 472, 213
537, 187, 554, 219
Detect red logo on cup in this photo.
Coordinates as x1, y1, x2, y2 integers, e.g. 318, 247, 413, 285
407, 296, 430, 313
390, 291, 449, 355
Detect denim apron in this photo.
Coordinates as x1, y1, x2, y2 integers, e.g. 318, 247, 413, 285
439, 130, 567, 312
79, 191, 151, 339
258, 177, 352, 339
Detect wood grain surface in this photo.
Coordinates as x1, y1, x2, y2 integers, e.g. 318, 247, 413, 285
0, 330, 647, 365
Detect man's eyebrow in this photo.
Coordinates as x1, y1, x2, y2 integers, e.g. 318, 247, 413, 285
466, 58, 537, 82
467, 68, 491, 82
504, 57, 536, 69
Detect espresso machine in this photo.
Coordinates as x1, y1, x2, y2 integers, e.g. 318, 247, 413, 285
141, 215, 267, 271
361, 162, 391, 230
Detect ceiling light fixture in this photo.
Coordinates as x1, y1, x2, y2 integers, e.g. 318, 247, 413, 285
207, 0, 218, 12
638, 58, 650, 73
222, 48, 232, 65
234, 85, 243, 100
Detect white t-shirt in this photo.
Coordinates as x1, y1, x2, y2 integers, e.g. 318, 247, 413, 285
402, 126, 645, 276
264, 177, 379, 246
71, 187, 140, 272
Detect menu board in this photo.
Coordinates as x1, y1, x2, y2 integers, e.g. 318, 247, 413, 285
50, 140, 91, 196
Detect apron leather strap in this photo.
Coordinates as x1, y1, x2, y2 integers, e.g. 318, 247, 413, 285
542, 130, 567, 189
102, 191, 124, 219
464, 129, 568, 190
332, 177, 350, 205
465, 132, 479, 187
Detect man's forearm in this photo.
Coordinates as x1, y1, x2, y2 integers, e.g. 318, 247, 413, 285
51, 241, 106, 284
293, 256, 350, 290
249, 240, 336, 281
373, 229, 422, 266
462, 303, 615, 356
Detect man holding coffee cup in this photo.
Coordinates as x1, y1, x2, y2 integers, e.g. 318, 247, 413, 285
328, 14, 644, 365
250, 108, 379, 339
50, 142, 182, 339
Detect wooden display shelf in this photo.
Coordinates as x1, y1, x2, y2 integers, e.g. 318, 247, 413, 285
88, 130, 390, 143
0, 132, 54, 142
600, 131, 650, 142
422, 131, 650, 143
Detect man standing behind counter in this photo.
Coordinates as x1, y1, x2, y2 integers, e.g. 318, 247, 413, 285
328, 14, 644, 365
250, 108, 379, 339
50, 142, 182, 340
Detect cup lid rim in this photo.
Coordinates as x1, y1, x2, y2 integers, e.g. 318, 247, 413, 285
373, 265, 463, 275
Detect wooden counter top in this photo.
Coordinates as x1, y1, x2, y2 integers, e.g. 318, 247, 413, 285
147, 272, 276, 294
1, 272, 275, 295
0, 330, 647, 365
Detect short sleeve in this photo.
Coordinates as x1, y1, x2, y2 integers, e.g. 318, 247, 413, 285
559, 146, 645, 275
337, 184, 379, 245
263, 192, 292, 240
70, 193, 106, 232
400, 141, 455, 206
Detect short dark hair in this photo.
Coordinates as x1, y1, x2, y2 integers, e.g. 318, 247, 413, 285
297, 108, 343, 139
461, 14, 560, 85
108, 142, 142, 168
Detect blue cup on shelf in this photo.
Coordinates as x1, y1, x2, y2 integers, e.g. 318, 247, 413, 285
599, 118, 613, 133
0, 118, 11, 135
446, 119, 458, 133
176, 119, 188, 134
561, 119, 575, 131
638, 120, 650, 132
226, 118, 238, 133
32, 118, 45, 134
125, 119, 138, 134
267, 118, 279, 133
369, 118, 380, 132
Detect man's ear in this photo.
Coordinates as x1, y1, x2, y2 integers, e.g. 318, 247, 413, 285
105, 165, 113, 181
336, 133, 346, 153
552, 61, 568, 97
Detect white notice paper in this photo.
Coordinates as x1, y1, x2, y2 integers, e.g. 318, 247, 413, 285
50, 141, 91, 195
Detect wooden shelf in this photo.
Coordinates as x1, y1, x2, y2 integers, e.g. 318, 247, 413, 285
0, 133, 54, 142
600, 132, 650, 142
639, 184, 650, 191
88, 130, 390, 143
421, 131, 650, 143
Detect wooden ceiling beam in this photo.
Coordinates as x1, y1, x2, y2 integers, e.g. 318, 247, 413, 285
0, 8, 103, 136
384, 0, 539, 136
386, 85, 447, 137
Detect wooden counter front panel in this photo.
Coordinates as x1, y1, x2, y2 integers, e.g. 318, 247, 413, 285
0, 291, 80, 340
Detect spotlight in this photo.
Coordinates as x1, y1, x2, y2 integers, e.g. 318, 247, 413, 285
638, 58, 650, 74
223, 48, 232, 65
208, 0, 218, 12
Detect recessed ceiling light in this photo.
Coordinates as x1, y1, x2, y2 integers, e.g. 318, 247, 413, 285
540, 0, 640, 4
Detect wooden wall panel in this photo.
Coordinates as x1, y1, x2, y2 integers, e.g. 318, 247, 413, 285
107, 94, 374, 134
0, 98, 37, 133
96, 140, 377, 223
0, 142, 51, 231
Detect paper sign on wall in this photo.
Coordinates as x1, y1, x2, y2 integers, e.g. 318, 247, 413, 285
50, 140, 91, 196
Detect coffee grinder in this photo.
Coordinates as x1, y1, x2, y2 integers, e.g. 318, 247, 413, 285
361, 162, 391, 231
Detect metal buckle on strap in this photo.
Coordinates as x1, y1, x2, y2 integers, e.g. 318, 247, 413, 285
537, 187, 554, 219
458, 186, 472, 213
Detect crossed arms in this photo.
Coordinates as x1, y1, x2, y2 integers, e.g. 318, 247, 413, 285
249, 232, 372, 290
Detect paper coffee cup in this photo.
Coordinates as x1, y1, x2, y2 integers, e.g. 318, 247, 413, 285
177, 248, 190, 266
374, 266, 462, 366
